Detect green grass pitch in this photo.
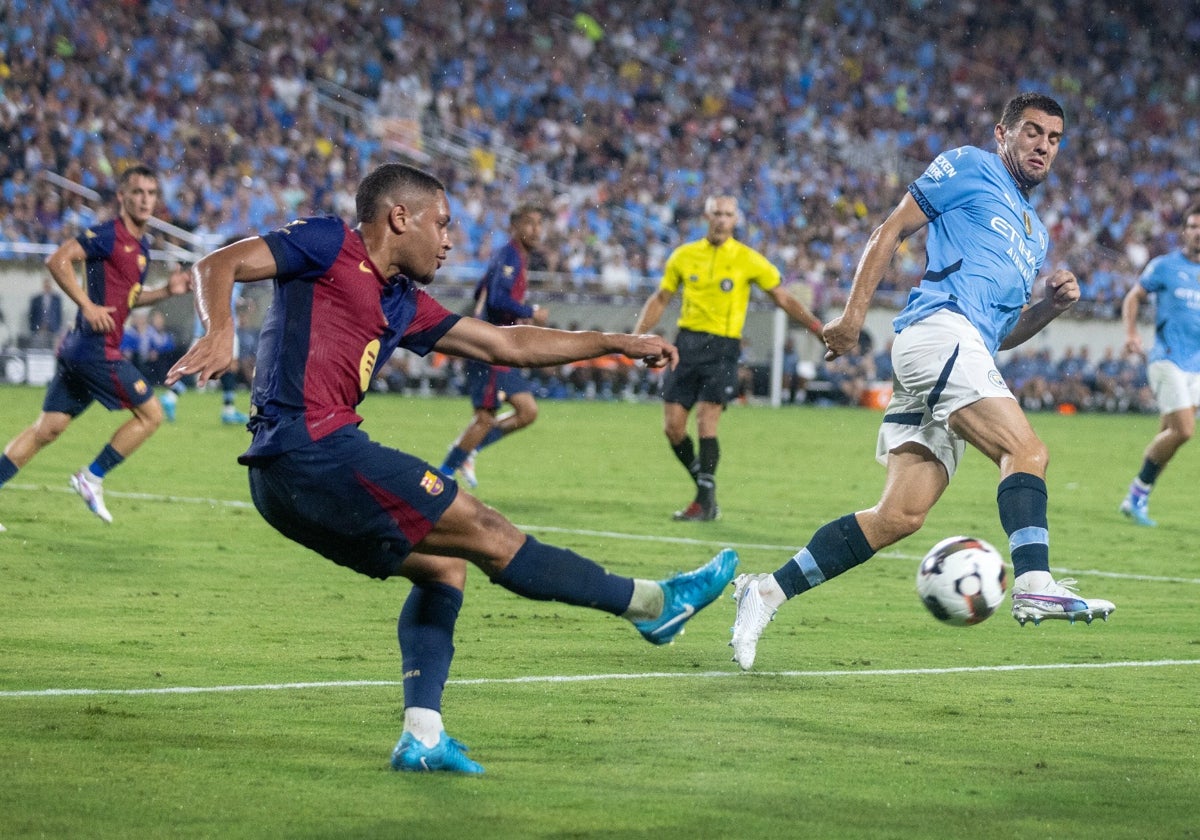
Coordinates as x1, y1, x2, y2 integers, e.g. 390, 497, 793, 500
1, 384, 1197, 838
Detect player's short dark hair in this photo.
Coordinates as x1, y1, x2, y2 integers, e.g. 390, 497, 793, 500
118, 164, 157, 186
1183, 203, 1200, 222
999, 92, 1065, 131
356, 163, 446, 224
510, 203, 544, 226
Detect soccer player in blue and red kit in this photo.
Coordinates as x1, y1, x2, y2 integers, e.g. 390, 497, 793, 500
0, 165, 188, 531
729, 92, 1117, 671
166, 163, 738, 775
438, 203, 549, 488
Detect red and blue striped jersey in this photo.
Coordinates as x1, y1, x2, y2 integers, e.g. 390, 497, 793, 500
241, 216, 459, 462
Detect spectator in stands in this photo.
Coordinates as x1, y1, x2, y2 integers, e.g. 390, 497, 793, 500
27, 277, 63, 349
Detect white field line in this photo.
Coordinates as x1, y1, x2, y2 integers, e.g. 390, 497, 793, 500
6, 482, 1200, 585
2, 659, 1198, 699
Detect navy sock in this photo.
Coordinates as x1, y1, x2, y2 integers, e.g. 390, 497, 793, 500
220, 371, 237, 405
440, 446, 469, 473
495, 536, 634, 615
0, 454, 18, 488
398, 582, 463, 712
997, 472, 1049, 577
1137, 458, 1161, 486
775, 514, 876, 599
478, 426, 504, 450
88, 444, 125, 479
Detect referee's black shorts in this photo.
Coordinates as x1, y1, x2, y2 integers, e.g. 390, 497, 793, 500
661, 329, 741, 408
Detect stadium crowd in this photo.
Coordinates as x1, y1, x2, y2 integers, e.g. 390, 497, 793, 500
1, 1, 1197, 358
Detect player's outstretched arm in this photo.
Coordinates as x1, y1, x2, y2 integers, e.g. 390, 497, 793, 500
435, 318, 678, 370
166, 238, 277, 387
824, 194, 930, 361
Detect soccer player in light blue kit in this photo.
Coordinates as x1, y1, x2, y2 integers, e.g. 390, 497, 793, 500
1118, 204, 1200, 526
729, 92, 1115, 670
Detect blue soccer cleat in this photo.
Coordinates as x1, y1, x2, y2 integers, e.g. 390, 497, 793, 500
635, 548, 739, 645
1119, 495, 1156, 527
390, 731, 484, 775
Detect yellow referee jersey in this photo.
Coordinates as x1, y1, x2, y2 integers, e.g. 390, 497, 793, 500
659, 237, 781, 338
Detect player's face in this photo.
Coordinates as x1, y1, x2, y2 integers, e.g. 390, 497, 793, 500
1182, 214, 1200, 259
513, 212, 543, 251
119, 175, 160, 226
404, 191, 453, 285
704, 198, 738, 243
995, 108, 1063, 189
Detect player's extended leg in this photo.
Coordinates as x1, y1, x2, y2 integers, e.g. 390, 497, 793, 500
730, 444, 947, 670
1121, 406, 1194, 526
951, 396, 1114, 625
418, 490, 737, 645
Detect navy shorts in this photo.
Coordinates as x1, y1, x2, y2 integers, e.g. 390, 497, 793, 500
43, 356, 155, 416
661, 329, 740, 409
465, 359, 533, 411
246, 426, 459, 580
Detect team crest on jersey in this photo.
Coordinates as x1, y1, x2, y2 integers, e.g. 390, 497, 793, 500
503, 265, 514, 278
720, 278, 734, 292
420, 470, 445, 495
127, 283, 143, 309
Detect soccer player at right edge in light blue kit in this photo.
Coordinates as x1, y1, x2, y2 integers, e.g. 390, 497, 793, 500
730, 92, 1115, 670
1118, 203, 1200, 527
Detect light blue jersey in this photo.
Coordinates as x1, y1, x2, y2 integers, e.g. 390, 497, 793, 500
1139, 250, 1200, 372
893, 146, 1049, 355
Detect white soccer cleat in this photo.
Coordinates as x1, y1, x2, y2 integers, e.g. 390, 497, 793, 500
459, 451, 478, 489
730, 573, 777, 670
70, 470, 113, 524
1011, 574, 1115, 627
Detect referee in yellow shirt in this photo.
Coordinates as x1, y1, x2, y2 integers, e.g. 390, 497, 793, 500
634, 195, 824, 521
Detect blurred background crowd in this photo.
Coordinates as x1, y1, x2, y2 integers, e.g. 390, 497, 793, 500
1, 0, 1197, 405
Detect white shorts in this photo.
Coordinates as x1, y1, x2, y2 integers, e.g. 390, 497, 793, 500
1148, 359, 1200, 415
875, 309, 1016, 477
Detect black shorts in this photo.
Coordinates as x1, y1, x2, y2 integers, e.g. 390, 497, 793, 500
661, 329, 740, 409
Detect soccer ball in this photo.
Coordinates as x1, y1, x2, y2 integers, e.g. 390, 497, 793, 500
916, 536, 1007, 626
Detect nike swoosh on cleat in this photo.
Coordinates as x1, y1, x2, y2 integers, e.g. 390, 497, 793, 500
650, 604, 695, 637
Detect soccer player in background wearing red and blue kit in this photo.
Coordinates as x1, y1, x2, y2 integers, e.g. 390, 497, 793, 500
0, 165, 188, 530
438, 203, 549, 488
167, 162, 738, 775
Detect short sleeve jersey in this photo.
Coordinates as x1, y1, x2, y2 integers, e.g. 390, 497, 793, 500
659, 237, 781, 339
58, 218, 152, 362
474, 239, 533, 326
1138, 250, 1200, 372
240, 216, 459, 463
893, 146, 1050, 355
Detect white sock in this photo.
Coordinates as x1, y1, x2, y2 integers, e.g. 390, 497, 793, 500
622, 579, 664, 622
403, 707, 444, 748
757, 575, 787, 610
1014, 570, 1053, 592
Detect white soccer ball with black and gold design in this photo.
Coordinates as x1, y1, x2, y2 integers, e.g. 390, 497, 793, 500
916, 536, 1007, 626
